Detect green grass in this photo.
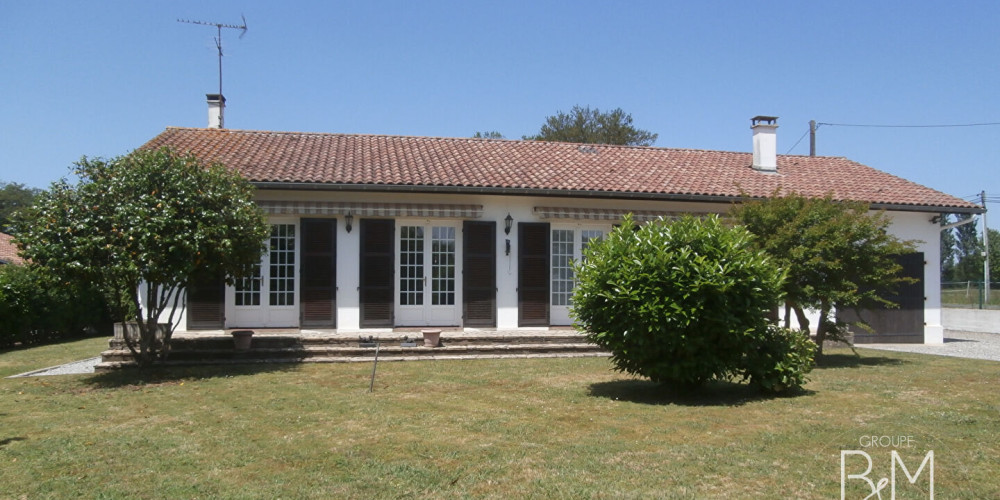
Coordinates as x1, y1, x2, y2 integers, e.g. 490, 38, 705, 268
1, 342, 998, 499
942, 286, 1000, 308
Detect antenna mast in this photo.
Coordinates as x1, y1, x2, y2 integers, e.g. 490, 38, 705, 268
177, 15, 248, 100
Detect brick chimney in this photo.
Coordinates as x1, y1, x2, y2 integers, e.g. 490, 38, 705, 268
207, 94, 226, 129
751, 116, 778, 172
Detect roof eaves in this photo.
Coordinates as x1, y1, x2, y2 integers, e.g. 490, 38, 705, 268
253, 181, 984, 213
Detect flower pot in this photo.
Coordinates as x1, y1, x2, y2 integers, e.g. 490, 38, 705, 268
421, 329, 442, 347
232, 330, 254, 351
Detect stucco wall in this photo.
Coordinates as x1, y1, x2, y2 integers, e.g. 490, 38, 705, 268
155, 190, 948, 344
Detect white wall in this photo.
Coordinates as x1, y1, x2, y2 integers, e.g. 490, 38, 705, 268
157, 188, 947, 343
887, 210, 944, 344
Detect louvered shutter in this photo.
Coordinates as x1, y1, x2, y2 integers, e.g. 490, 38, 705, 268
518, 222, 550, 326
187, 273, 225, 330
300, 218, 337, 327
359, 219, 395, 327
463, 221, 496, 327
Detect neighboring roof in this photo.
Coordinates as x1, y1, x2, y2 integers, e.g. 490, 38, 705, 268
142, 127, 982, 213
0, 232, 25, 265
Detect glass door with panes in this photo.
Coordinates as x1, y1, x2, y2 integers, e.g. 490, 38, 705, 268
395, 222, 461, 326
227, 222, 299, 327
550, 227, 606, 325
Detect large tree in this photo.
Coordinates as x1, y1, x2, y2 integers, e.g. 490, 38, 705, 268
0, 181, 41, 234
952, 215, 984, 282
939, 214, 959, 282
13, 147, 269, 367
524, 105, 658, 146
732, 192, 916, 354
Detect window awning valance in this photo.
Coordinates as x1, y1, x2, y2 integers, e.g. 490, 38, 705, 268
533, 206, 703, 223
259, 200, 484, 219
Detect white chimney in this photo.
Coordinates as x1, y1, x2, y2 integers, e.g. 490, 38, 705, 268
751, 115, 778, 172
207, 94, 226, 129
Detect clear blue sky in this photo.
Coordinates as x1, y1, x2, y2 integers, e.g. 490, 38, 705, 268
2, 1, 997, 229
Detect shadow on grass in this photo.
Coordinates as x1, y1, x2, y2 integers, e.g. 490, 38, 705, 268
815, 353, 909, 370
1, 437, 27, 448
588, 378, 814, 407
83, 362, 301, 389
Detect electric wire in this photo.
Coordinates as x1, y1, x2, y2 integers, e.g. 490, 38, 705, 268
785, 127, 811, 154
818, 122, 1000, 128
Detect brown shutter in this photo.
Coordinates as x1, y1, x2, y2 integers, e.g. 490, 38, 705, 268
360, 219, 395, 327
301, 218, 337, 327
518, 222, 550, 326
187, 273, 225, 330
463, 221, 496, 327
838, 252, 925, 344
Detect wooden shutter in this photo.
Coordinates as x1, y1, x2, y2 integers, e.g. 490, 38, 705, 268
359, 219, 395, 327
301, 218, 337, 327
838, 252, 925, 344
518, 222, 550, 326
463, 221, 496, 327
187, 273, 225, 330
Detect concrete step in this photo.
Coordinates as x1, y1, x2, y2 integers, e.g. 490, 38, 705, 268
98, 333, 607, 370
95, 344, 608, 371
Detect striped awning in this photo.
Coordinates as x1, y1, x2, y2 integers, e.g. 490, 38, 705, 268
533, 206, 704, 223
259, 200, 483, 218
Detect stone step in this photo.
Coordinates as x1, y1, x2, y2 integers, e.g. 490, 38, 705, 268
95, 345, 608, 372
108, 333, 588, 351
100, 342, 604, 361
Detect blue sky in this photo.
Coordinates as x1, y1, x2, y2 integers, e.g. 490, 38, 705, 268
2, 1, 997, 229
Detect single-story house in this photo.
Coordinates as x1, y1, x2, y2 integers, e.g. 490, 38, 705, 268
141, 103, 982, 344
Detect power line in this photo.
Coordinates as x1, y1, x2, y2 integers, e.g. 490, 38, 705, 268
785, 127, 811, 154
818, 121, 1000, 129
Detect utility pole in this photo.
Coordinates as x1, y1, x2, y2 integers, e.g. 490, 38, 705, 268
809, 120, 816, 156
983, 191, 991, 304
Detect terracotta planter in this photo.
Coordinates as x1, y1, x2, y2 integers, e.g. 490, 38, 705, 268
232, 330, 254, 351
421, 329, 442, 347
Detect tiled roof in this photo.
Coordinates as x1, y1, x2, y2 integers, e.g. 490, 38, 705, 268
0, 233, 25, 265
141, 127, 980, 212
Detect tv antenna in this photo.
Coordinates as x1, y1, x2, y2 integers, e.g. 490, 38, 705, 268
177, 15, 248, 99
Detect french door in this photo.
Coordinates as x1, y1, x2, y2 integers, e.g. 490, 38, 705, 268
227, 222, 299, 328
550, 226, 606, 325
395, 222, 461, 326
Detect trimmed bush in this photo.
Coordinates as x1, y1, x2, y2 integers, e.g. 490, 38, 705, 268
572, 214, 813, 392
741, 326, 816, 392
0, 264, 111, 349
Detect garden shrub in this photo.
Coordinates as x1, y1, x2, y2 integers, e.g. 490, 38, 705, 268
0, 264, 111, 349
572, 214, 814, 392
741, 325, 816, 392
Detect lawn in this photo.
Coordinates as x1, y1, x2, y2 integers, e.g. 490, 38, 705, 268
1, 338, 998, 499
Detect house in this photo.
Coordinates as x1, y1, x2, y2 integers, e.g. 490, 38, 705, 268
0, 233, 25, 266
140, 105, 982, 344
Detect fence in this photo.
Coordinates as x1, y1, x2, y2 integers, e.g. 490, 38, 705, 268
941, 281, 999, 309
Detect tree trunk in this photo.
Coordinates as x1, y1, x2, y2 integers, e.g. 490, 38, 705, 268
792, 304, 810, 334
814, 301, 832, 355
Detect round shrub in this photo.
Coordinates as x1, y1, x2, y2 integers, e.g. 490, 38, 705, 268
742, 325, 816, 393
572, 214, 809, 391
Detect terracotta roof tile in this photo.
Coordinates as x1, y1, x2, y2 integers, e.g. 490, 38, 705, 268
0, 233, 25, 265
141, 127, 980, 212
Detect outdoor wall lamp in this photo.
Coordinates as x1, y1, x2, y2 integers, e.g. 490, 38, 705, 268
504, 213, 513, 235
345, 211, 354, 233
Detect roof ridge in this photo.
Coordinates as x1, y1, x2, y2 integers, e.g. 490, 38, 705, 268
164, 126, 849, 157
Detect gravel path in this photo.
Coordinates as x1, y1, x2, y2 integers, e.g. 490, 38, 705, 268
857, 330, 1000, 362
6, 357, 100, 378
